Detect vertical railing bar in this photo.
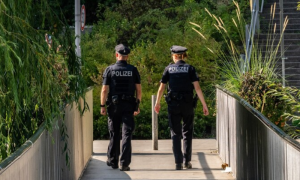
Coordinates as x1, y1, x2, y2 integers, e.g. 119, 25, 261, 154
260, 0, 264, 13
246, 9, 259, 72
279, 0, 285, 87
244, 1, 256, 72
152, 95, 158, 150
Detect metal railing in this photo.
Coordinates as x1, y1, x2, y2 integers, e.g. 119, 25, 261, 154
0, 88, 93, 180
243, 0, 264, 73
217, 86, 300, 180
279, 0, 286, 87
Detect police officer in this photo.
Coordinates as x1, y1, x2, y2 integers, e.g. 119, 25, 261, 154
154, 45, 209, 170
100, 44, 142, 171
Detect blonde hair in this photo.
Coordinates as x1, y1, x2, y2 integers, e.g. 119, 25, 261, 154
172, 52, 187, 60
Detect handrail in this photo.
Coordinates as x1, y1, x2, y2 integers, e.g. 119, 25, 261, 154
0, 86, 94, 173
216, 85, 300, 151
0, 122, 46, 171
260, 0, 264, 13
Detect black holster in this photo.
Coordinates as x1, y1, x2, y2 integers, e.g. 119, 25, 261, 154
111, 95, 119, 105
164, 94, 171, 104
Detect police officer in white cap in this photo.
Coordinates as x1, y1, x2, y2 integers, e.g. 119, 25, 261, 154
154, 45, 209, 170
100, 44, 142, 171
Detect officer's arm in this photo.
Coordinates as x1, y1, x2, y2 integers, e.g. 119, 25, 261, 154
192, 81, 209, 115
155, 83, 166, 104
101, 85, 109, 106
135, 84, 142, 102
154, 83, 166, 114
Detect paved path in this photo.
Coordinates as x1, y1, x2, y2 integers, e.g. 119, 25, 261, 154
80, 139, 235, 180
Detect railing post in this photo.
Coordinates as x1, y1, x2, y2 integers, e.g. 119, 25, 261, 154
279, 0, 286, 87
152, 95, 158, 150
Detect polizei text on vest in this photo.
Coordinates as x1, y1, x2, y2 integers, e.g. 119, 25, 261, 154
112, 71, 133, 76
168, 67, 189, 73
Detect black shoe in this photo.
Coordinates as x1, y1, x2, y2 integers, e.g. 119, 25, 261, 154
120, 166, 130, 171
106, 161, 119, 169
175, 163, 183, 170
184, 162, 192, 169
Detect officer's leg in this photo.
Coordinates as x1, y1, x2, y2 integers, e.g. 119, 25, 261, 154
168, 105, 183, 164
182, 103, 194, 163
120, 103, 135, 167
107, 105, 121, 166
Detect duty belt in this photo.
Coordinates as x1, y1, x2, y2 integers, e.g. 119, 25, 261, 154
109, 94, 136, 104
169, 92, 193, 100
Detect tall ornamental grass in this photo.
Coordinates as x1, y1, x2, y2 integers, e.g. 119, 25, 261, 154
0, 0, 86, 162
191, 1, 300, 139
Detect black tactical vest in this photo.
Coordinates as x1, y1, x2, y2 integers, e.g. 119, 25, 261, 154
168, 63, 193, 93
109, 63, 136, 96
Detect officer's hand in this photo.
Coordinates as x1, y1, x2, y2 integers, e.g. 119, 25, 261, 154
203, 105, 209, 116
154, 103, 160, 114
101, 107, 107, 115
134, 108, 140, 116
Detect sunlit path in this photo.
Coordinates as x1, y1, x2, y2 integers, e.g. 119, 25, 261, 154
80, 139, 234, 180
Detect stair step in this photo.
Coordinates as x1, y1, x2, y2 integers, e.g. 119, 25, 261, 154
258, 33, 300, 39
261, 12, 300, 18
259, 45, 300, 51
257, 38, 300, 45
265, 2, 299, 9
285, 80, 300, 88
265, 0, 299, 2
263, 7, 298, 12
277, 68, 300, 74
277, 62, 300, 68
280, 74, 300, 81
261, 18, 300, 25
261, 50, 300, 56
259, 25, 300, 32
275, 56, 300, 62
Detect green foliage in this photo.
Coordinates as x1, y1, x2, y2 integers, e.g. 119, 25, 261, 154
0, 0, 86, 162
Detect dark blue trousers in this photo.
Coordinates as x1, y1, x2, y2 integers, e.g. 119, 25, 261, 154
107, 101, 135, 167
168, 99, 194, 164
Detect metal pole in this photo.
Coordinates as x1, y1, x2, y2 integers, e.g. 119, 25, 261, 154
75, 0, 81, 59
255, 0, 260, 31
152, 95, 158, 150
279, 0, 285, 87
244, 1, 256, 73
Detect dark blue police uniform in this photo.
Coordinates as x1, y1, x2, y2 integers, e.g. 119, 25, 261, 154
160, 45, 199, 168
102, 44, 141, 169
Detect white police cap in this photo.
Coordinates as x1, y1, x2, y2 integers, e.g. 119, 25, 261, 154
115, 44, 130, 55
170, 45, 188, 54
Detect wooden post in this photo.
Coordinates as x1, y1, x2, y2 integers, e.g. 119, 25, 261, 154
152, 95, 158, 150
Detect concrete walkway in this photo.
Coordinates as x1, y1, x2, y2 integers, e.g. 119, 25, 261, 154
80, 139, 235, 180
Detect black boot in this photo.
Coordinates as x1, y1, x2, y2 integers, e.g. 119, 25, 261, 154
175, 163, 183, 170
184, 162, 192, 169
106, 160, 119, 169
120, 166, 130, 171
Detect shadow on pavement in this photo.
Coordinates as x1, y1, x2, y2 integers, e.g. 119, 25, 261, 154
80, 158, 132, 180
198, 152, 215, 180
